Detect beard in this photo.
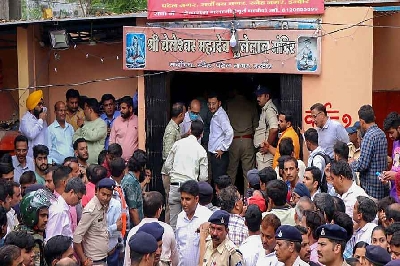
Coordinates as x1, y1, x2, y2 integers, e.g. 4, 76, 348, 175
121, 111, 131, 119
37, 163, 48, 172
33, 108, 43, 119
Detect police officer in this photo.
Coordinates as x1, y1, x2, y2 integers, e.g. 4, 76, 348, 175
364, 245, 391, 266
254, 85, 279, 170
200, 210, 243, 266
316, 224, 349, 266
129, 231, 159, 266
226, 88, 259, 188
74, 178, 116, 266
274, 225, 309, 266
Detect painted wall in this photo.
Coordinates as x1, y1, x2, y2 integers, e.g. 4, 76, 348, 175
302, 6, 374, 129
373, 12, 400, 92
45, 42, 138, 122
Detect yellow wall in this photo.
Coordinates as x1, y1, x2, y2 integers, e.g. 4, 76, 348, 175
373, 12, 400, 91
302, 7, 374, 129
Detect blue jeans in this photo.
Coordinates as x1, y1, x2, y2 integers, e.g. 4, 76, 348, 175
107, 247, 121, 266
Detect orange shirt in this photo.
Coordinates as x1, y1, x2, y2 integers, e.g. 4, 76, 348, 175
272, 126, 300, 168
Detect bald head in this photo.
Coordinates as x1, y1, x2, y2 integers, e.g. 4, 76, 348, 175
190, 99, 201, 113
54, 101, 67, 123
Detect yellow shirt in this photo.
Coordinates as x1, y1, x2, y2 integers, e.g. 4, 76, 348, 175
66, 108, 84, 131
272, 126, 300, 169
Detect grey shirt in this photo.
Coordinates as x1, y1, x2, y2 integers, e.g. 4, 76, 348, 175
317, 118, 349, 158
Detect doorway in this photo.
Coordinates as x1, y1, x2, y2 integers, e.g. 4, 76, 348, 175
144, 71, 302, 191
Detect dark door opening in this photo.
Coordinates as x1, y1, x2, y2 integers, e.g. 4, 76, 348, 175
169, 72, 282, 192
145, 71, 302, 196
170, 72, 281, 109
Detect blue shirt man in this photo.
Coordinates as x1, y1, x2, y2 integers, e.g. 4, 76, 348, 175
47, 101, 74, 164
100, 94, 121, 149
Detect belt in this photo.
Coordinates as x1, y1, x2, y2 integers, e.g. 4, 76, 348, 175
170, 182, 182, 186
93, 257, 107, 263
233, 134, 253, 139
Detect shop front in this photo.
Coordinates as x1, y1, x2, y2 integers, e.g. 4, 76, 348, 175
124, 22, 322, 176
125, 6, 374, 180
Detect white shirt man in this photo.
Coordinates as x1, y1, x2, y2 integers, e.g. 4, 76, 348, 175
47, 177, 85, 241
164, 135, 208, 183
208, 107, 233, 155
176, 204, 212, 266
339, 182, 368, 219
307, 146, 326, 174
46, 193, 73, 241
256, 250, 283, 266
240, 234, 263, 266
164, 121, 208, 230
19, 90, 48, 158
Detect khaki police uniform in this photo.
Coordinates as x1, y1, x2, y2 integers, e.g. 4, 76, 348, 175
226, 95, 259, 186
254, 99, 278, 170
73, 196, 109, 266
202, 238, 244, 266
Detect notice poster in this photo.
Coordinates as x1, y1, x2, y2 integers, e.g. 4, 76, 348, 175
147, 0, 324, 19
123, 27, 321, 75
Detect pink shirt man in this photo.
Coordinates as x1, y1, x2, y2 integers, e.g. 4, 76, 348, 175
109, 114, 138, 161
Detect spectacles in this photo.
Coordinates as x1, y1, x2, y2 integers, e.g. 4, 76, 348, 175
312, 112, 323, 119
75, 192, 82, 201
311, 112, 323, 119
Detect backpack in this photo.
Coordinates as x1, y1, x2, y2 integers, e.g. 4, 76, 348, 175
311, 152, 332, 193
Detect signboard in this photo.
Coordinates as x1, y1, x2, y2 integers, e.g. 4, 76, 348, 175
147, 0, 324, 20
123, 27, 321, 75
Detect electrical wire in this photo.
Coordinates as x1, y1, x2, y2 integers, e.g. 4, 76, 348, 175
1, 8, 398, 93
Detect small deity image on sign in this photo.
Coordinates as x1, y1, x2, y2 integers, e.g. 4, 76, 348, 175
126, 33, 146, 69
296, 36, 318, 72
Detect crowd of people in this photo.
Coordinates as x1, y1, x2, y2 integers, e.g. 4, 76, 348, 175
0, 84, 398, 266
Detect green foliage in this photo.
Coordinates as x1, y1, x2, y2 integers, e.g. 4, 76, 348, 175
91, 0, 147, 13
21, 0, 43, 20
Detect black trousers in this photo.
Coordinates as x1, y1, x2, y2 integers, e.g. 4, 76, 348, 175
209, 151, 229, 181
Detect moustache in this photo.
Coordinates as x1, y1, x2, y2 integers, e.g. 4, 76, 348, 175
211, 235, 219, 240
